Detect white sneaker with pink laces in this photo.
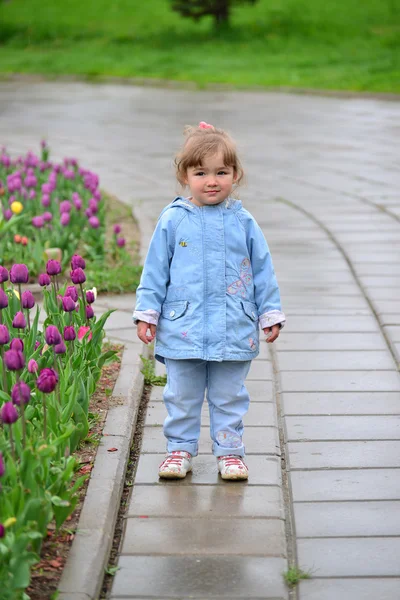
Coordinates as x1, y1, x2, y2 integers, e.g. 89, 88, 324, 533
158, 451, 193, 479
217, 454, 249, 480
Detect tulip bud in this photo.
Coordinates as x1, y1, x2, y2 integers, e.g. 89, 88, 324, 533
62, 295, 76, 312
46, 260, 62, 276
0, 289, 8, 309
113, 224, 121, 234
45, 325, 62, 346
38, 273, 51, 287
10, 338, 24, 352
32, 216, 45, 228
88, 216, 100, 229
36, 368, 59, 393
86, 305, 94, 319
28, 359, 38, 373
70, 268, 86, 284
64, 325, 76, 341
42, 211, 52, 222
1, 401, 19, 424
21, 290, 35, 309
71, 254, 86, 270
60, 212, 70, 226
10, 264, 29, 284
117, 237, 126, 248
0, 266, 9, 283
54, 340, 66, 354
0, 524, 4, 538
12, 312, 27, 329
11, 381, 31, 405
86, 291, 95, 304
77, 326, 92, 342
65, 285, 79, 302
59, 200, 72, 213
0, 324, 10, 345
4, 349, 25, 371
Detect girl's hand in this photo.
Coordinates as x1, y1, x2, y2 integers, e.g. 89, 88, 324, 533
137, 321, 157, 344
263, 324, 280, 343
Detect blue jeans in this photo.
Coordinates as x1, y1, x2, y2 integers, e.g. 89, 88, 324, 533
163, 359, 252, 457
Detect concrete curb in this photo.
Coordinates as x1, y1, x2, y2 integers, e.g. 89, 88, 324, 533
57, 341, 149, 600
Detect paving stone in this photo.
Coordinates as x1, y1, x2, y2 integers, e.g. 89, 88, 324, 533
111, 555, 288, 598
283, 316, 380, 333
282, 392, 400, 415
379, 313, 400, 326
275, 333, 388, 351
280, 295, 368, 309
297, 538, 400, 576
121, 517, 286, 556
127, 484, 283, 518
280, 370, 400, 392
286, 415, 400, 441
288, 441, 400, 469
298, 579, 400, 600
277, 351, 395, 371
384, 325, 400, 341
141, 425, 280, 455
290, 468, 400, 501
103, 309, 135, 330
134, 454, 282, 486
294, 501, 400, 537
248, 360, 273, 380
145, 401, 277, 427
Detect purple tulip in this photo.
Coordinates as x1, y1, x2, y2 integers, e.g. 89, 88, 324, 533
38, 273, 51, 287
62, 295, 76, 312
113, 224, 121, 234
84, 208, 93, 218
0, 524, 4, 538
11, 381, 31, 406
60, 212, 70, 226
0, 324, 10, 345
0, 266, 9, 283
41, 194, 51, 207
32, 216, 45, 228
71, 254, 86, 270
70, 268, 86, 284
10, 264, 29, 284
21, 290, 35, 309
0, 289, 8, 309
0, 451, 4, 477
64, 325, 76, 341
89, 198, 98, 214
86, 305, 94, 319
41, 183, 52, 194
10, 338, 24, 352
65, 285, 78, 302
28, 359, 38, 373
4, 349, 25, 371
88, 216, 100, 229
36, 368, 59, 393
54, 340, 66, 354
117, 237, 126, 248
3, 209, 12, 221
59, 200, 72, 213
73, 197, 82, 210
86, 291, 95, 304
42, 211, 52, 222
45, 325, 62, 346
12, 312, 27, 330
46, 260, 61, 276
1, 401, 19, 424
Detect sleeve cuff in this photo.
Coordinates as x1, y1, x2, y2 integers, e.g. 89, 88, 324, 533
259, 310, 286, 330
133, 309, 160, 326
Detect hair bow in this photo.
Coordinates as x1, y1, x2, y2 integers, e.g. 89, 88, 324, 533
198, 121, 214, 129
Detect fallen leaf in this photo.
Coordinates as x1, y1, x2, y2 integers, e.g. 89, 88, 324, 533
49, 559, 63, 568
79, 464, 93, 474
107, 447, 118, 452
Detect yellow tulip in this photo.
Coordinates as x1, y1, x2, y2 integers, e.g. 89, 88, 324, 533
4, 517, 17, 528
10, 201, 23, 215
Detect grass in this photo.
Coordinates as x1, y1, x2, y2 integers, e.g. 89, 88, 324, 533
0, 0, 399, 92
140, 355, 167, 386
283, 566, 312, 587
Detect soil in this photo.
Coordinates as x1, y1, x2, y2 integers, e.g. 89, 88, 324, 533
26, 342, 124, 600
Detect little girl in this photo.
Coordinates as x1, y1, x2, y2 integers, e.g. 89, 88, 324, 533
133, 122, 285, 481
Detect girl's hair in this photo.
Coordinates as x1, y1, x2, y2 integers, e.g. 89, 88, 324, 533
175, 124, 244, 187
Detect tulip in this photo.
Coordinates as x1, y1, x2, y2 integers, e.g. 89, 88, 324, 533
71, 254, 86, 270
54, 340, 66, 354
0, 451, 4, 477
36, 368, 59, 393
10, 338, 24, 352
86, 291, 95, 304
41, 194, 51, 207
38, 273, 51, 287
42, 211, 52, 222
0, 524, 4, 538
46, 260, 61, 276
1, 401, 18, 424
70, 268, 86, 284
21, 237, 28, 247
34, 341, 40, 350
60, 212, 70, 226
64, 325, 76, 341
0, 289, 8, 309
65, 285, 78, 302
117, 237, 126, 248
88, 216, 100, 229
45, 325, 62, 346
10, 264, 29, 284
0, 266, 8, 283
11, 381, 31, 406
59, 200, 72, 213
3, 209, 12, 221
21, 290, 35, 309
12, 311, 27, 330
32, 216, 45, 228
86, 305, 94, 319
77, 326, 92, 342
113, 224, 121, 234
73, 197, 82, 210
10, 201, 23, 215
89, 198, 98, 214
28, 359, 38, 373
4, 349, 25, 371
62, 295, 76, 312
0, 324, 10, 345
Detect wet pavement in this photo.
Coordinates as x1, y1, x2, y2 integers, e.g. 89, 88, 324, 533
1, 81, 400, 599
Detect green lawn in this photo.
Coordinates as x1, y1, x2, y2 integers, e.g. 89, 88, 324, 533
0, 0, 399, 92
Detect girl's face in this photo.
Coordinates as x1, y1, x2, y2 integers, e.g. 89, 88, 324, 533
184, 151, 237, 207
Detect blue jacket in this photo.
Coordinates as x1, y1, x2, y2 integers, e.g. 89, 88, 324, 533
133, 196, 285, 363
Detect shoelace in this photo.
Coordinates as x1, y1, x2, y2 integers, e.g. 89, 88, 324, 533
221, 455, 247, 468
160, 452, 188, 468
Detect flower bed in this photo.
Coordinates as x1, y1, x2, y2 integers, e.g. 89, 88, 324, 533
0, 258, 115, 599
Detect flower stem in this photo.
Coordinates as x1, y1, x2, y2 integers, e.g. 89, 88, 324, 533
17, 283, 23, 313
42, 393, 47, 439
26, 309, 31, 331
0, 346, 7, 395
8, 425, 16, 462
16, 373, 26, 448
79, 283, 88, 324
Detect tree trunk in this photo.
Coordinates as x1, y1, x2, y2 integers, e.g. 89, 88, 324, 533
214, 0, 230, 26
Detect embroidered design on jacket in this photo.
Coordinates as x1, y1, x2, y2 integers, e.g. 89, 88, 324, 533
227, 258, 252, 298
249, 337, 257, 351
179, 238, 188, 247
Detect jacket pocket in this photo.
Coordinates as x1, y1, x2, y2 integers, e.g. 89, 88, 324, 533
162, 300, 189, 320
241, 300, 258, 322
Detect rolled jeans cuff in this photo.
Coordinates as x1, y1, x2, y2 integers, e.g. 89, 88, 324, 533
213, 442, 245, 458
167, 441, 198, 457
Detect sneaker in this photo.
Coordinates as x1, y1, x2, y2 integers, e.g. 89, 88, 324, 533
217, 454, 249, 480
158, 451, 193, 479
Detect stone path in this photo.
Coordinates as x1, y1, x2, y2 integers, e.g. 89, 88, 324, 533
1, 82, 400, 599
